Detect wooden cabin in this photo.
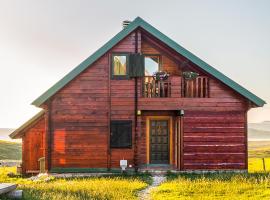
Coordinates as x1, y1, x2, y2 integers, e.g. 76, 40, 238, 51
10, 17, 265, 174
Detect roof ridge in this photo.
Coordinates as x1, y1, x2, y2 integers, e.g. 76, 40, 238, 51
31, 17, 266, 107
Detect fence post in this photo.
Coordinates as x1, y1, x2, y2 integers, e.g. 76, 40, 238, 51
262, 158, 266, 172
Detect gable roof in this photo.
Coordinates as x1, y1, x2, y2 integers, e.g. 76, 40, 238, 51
32, 17, 266, 107
9, 110, 45, 139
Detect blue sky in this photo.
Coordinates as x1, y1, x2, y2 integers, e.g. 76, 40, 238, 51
0, 0, 269, 128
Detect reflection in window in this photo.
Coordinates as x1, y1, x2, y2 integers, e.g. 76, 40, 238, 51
145, 55, 160, 76
113, 55, 127, 75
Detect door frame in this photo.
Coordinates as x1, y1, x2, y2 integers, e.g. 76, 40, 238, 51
146, 116, 173, 165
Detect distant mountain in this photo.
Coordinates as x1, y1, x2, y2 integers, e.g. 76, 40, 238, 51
1, 121, 270, 142
248, 121, 270, 141
249, 121, 270, 132
0, 128, 16, 141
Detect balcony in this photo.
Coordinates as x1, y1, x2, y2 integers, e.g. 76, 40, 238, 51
143, 76, 171, 97
142, 76, 209, 98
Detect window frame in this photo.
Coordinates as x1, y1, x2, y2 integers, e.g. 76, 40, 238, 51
110, 120, 132, 149
144, 54, 162, 76
111, 53, 130, 80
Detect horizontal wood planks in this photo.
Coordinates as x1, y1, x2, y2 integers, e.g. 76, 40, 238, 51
50, 54, 109, 168
21, 29, 251, 172
49, 32, 137, 169
109, 32, 137, 168
183, 111, 246, 170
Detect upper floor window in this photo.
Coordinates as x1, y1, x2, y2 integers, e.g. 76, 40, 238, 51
145, 55, 160, 76
112, 54, 129, 79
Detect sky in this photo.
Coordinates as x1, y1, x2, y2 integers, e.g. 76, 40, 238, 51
0, 0, 269, 128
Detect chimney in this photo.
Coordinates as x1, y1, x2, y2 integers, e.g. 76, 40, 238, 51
122, 20, 131, 29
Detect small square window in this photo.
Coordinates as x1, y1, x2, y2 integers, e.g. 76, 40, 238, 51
110, 120, 132, 148
112, 54, 129, 79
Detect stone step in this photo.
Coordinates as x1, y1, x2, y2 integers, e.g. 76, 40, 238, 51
0, 183, 17, 195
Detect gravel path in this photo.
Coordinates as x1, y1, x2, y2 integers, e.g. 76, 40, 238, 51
138, 175, 166, 200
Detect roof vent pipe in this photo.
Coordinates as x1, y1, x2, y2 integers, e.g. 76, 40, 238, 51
122, 20, 131, 29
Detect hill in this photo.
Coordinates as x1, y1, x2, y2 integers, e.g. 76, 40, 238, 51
0, 140, 21, 160
248, 121, 270, 141
0, 128, 15, 141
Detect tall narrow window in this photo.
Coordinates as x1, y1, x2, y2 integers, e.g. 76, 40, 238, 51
110, 120, 132, 148
145, 55, 160, 76
112, 54, 128, 79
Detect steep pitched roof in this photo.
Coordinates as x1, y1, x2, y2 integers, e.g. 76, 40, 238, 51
9, 110, 45, 139
32, 17, 266, 107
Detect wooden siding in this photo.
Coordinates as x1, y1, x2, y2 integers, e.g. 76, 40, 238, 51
141, 38, 181, 75
49, 32, 138, 169
22, 117, 45, 173
140, 33, 248, 170
110, 32, 138, 168
50, 55, 109, 168
183, 111, 246, 170
20, 29, 250, 172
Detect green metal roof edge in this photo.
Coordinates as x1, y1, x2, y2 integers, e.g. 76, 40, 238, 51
136, 18, 266, 107
31, 17, 143, 106
32, 17, 266, 107
9, 110, 45, 139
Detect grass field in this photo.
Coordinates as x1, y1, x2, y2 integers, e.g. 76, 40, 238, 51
150, 141, 270, 199
151, 173, 270, 200
0, 140, 21, 160
249, 141, 270, 158
0, 141, 269, 199
0, 167, 150, 200
248, 141, 270, 172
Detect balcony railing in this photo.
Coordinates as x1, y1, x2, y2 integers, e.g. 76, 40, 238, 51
183, 76, 209, 98
143, 76, 171, 98
142, 76, 209, 98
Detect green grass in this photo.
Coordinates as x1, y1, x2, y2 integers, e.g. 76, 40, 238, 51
249, 158, 270, 172
0, 167, 150, 200
0, 140, 269, 199
248, 141, 270, 173
249, 141, 270, 158
151, 141, 270, 200
0, 140, 21, 160
151, 173, 270, 200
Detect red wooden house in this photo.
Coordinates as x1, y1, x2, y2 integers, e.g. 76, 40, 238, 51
10, 17, 265, 174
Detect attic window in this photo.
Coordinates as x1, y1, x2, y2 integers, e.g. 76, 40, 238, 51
112, 54, 129, 79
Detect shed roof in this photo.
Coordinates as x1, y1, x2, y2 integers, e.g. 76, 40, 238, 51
32, 17, 266, 107
9, 110, 45, 139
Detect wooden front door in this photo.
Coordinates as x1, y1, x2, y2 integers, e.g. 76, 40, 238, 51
150, 120, 169, 164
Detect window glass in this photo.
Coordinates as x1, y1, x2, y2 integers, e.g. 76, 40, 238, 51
145, 55, 159, 76
110, 121, 132, 148
113, 55, 127, 75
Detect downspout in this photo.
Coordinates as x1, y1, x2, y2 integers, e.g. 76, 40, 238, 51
47, 100, 52, 171
134, 30, 139, 171
108, 53, 111, 170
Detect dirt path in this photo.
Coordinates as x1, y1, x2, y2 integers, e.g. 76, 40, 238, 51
138, 175, 166, 200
